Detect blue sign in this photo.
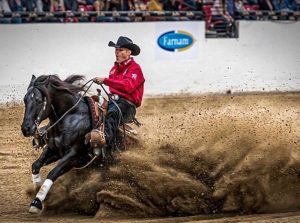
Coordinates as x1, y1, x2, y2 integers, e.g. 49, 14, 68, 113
157, 30, 195, 52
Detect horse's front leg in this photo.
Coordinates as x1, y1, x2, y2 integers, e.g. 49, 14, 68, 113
29, 148, 78, 214
31, 145, 60, 192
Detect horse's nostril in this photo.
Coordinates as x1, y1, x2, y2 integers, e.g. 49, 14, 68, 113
21, 124, 32, 136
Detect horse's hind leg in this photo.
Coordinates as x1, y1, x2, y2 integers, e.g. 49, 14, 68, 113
31, 145, 60, 192
29, 148, 77, 214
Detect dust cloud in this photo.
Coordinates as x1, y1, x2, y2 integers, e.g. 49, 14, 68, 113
26, 93, 300, 219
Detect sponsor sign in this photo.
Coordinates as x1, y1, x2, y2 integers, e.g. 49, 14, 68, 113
155, 22, 201, 60
157, 30, 194, 52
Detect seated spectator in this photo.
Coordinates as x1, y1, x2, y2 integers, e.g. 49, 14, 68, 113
50, 0, 65, 11
77, 0, 94, 9
227, 0, 237, 16
272, 0, 298, 11
161, 0, 180, 10
247, 0, 258, 4
211, 0, 235, 34
93, 0, 104, 11
0, 0, 12, 12
77, 0, 93, 4
64, 0, 77, 11
196, 0, 203, 11
179, 0, 198, 10
147, 0, 163, 10
37, 0, 51, 12
21, 0, 44, 12
133, 0, 147, 10
235, 0, 246, 12
212, 0, 234, 21
8, 0, 23, 11
36, 0, 44, 12
258, 0, 274, 10
106, 0, 122, 10
125, 0, 134, 10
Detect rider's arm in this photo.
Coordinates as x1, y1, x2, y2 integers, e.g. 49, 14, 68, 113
103, 67, 145, 94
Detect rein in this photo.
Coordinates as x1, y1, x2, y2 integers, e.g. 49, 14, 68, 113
36, 79, 94, 137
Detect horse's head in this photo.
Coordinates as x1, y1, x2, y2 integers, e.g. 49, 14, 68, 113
21, 74, 86, 137
21, 75, 51, 137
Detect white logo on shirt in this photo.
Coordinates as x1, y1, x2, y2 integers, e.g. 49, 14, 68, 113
131, 73, 137, 80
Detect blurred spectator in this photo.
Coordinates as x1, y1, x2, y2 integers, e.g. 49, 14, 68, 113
161, 0, 180, 10
105, 0, 122, 10
180, 0, 197, 10
226, 0, 237, 16
94, 0, 105, 11
258, 0, 274, 10
235, 0, 246, 13
125, 0, 135, 10
247, 0, 258, 4
50, 0, 65, 11
212, 0, 233, 21
36, 0, 44, 12
130, 0, 147, 10
41, 0, 51, 11
8, 0, 23, 11
77, 0, 94, 4
195, 0, 203, 10
21, 0, 43, 12
0, 0, 11, 12
147, 0, 163, 10
272, 0, 298, 11
211, 0, 235, 34
64, 0, 77, 11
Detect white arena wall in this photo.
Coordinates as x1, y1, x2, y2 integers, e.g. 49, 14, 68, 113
0, 21, 299, 102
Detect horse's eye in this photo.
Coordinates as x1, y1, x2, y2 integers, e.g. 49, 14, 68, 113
31, 93, 35, 98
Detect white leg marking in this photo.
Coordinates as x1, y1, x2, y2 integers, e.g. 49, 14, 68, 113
32, 173, 42, 186
36, 179, 53, 202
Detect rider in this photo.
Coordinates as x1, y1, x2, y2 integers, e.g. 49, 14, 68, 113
93, 36, 145, 147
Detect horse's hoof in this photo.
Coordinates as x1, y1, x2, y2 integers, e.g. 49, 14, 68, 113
29, 198, 43, 214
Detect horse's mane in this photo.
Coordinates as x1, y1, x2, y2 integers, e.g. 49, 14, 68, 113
33, 75, 86, 95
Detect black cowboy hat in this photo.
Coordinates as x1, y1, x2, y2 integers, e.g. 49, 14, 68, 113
108, 36, 140, 56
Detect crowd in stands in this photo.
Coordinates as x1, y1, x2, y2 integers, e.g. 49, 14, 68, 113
204, 0, 299, 37
0, 0, 203, 13
0, 0, 299, 31
0, 0, 299, 13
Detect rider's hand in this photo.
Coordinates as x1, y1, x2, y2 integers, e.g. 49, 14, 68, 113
93, 77, 105, 85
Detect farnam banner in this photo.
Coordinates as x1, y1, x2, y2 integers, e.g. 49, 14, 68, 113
155, 22, 202, 60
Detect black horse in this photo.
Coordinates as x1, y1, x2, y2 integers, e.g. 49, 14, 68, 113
21, 74, 112, 214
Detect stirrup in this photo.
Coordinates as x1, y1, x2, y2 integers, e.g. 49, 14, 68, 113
85, 127, 106, 156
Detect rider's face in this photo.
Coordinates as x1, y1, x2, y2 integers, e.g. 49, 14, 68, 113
115, 48, 131, 63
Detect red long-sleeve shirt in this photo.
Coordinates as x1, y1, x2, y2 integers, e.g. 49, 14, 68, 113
103, 58, 145, 107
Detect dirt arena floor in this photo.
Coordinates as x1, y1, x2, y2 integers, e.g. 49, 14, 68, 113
0, 92, 300, 223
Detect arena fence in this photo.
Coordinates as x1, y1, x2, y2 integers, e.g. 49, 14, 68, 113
0, 11, 204, 23
0, 10, 299, 24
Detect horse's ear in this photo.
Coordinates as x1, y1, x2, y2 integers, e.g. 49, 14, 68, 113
28, 74, 36, 89
31, 75, 37, 82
